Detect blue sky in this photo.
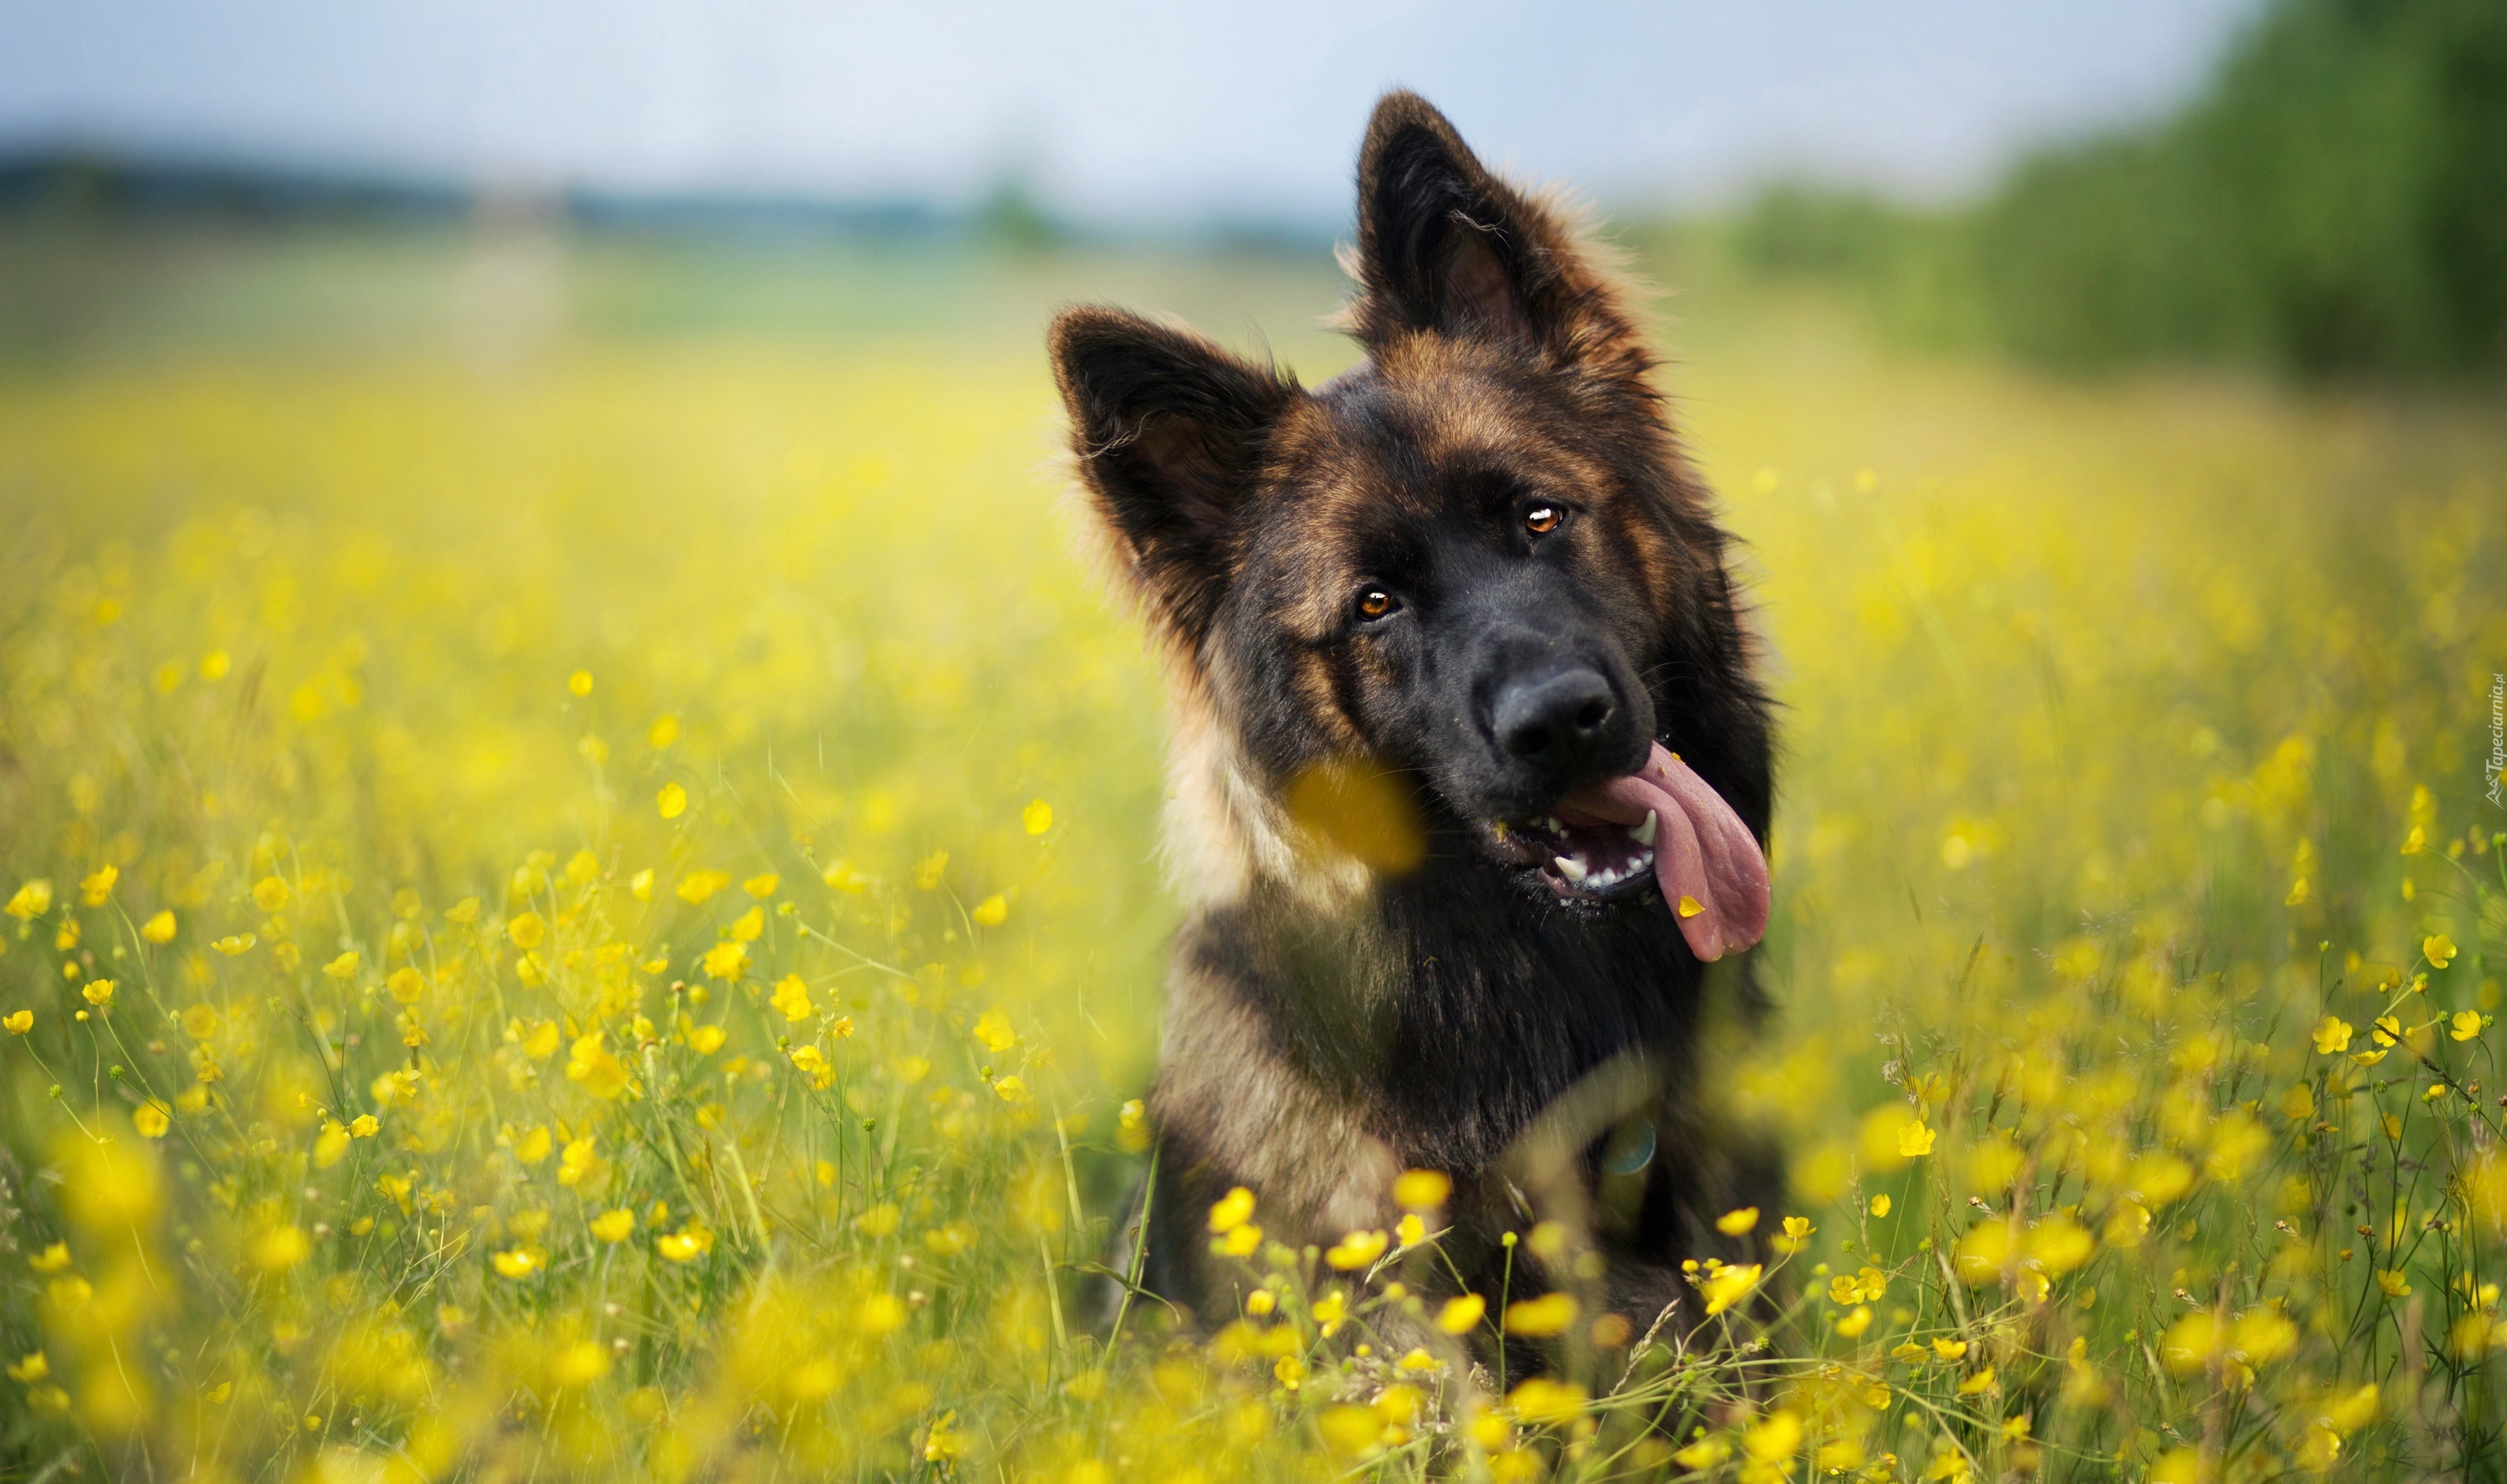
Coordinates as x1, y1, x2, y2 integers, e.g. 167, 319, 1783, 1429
0, 0, 2264, 224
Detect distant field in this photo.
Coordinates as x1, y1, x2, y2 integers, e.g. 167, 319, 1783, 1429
1, 224, 2501, 1481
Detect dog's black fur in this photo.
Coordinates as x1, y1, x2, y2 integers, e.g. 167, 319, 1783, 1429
1050, 92, 1778, 1348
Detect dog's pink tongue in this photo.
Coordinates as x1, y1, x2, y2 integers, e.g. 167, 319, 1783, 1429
1562, 744, 1769, 961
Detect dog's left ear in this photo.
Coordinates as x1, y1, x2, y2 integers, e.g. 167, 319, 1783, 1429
1347, 90, 1644, 374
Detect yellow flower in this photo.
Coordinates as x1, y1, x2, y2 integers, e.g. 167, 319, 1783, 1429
743, 872, 780, 898
1958, 1367, 1998, 1395
973, 1008, 1016, 1051
251, 875, 291, 913
1932, 1338, 1970, 1360
140, 909, 177, 944
558, 1135, 605, 1185
512, 1125, 552, 1164
1508, 1376, 1588, 1427
971, 893, 1009, 926
1207, 1186, 1256, 1233
313, 1122, 350, 1169
517, 1020, 560, 1060
1676, 893, 1703, 918
770, 974, 815, 1021
1716, 1205, 1760, 1236
132, 1102, 170, 1139
688, 1023, 727, 1054
1394, 1168, 1451, 1209
993, 1075, 1029, 1104
1310, 1290, 1346, 1329
252, 1226, 310, 1272
2453, 1011, 2487, 1041
1701, 1262, 1763, 1315
491, 1248, 540, 1279
28, 1242, 71, 1274
3, 1011, 31, 1035
1836, 1306, 1874, 1337
1437, 1294, 1486, 1334
565, 1036, 629, 1099
657, 1226, 712, 1262
1870, 1194, 1892, 1216
79, 866, 117, 906
2310, 1015, 2354, 1054
210, 934, 256, 956
1743, 1410, 1803, 1463
2372, 1015, 2402, 1047
700, 941, 750, 980
80, 980, 114, 1006
1325, 1228, 1389, 1270
1672, 1438, 1731, 1471
657, 782, 688, 819
1503, 1291, 1579, 1337
2378, 1270, 2412, 1298
590, 1208, 635, 1242
350, 1113, 378, 1138
913, 851, 949, 890
1023, 799, 1053, 835
4, 881, 52, 920
1396, 1212, 1427, 1246
567, 668, 593, 696
2425, 934, 2457, 969
1898, 1120, 1937, 1158
322, 950, 360, 980
506, 912, 545, 949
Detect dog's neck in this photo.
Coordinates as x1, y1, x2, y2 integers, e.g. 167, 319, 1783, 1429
1177, 847, 1717, 1174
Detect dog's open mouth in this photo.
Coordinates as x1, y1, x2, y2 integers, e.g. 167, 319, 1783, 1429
1490, 811, 1660, 898
1484, 743, 1773, 961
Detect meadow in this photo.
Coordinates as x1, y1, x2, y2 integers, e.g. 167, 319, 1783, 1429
0, 223, 2502, 1482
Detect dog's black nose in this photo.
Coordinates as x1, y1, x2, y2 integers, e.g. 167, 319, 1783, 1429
1491, 668, 1618, 768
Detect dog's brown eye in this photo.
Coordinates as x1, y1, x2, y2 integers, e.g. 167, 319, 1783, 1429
1357, 588, 1397, 620
1524, 505, 1563, 535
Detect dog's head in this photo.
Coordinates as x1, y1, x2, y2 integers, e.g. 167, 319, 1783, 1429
1051, 92, 1769, 955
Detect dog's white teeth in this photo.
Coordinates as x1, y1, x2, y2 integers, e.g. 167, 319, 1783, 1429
1630, 810, 1658, 847
1555, 855, 1589, 883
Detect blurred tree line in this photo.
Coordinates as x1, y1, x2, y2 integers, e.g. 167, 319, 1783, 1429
1733, 0, 2507, 380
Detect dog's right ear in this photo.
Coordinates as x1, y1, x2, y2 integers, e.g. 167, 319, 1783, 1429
1050, 307, 1300, 644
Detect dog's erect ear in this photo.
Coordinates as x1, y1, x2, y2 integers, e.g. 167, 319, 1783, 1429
1348, 91, 1644, 371
1050, 307, 1301, 643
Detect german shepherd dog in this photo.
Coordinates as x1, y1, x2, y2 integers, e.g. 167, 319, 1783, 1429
1049, 92, 1778, 1348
